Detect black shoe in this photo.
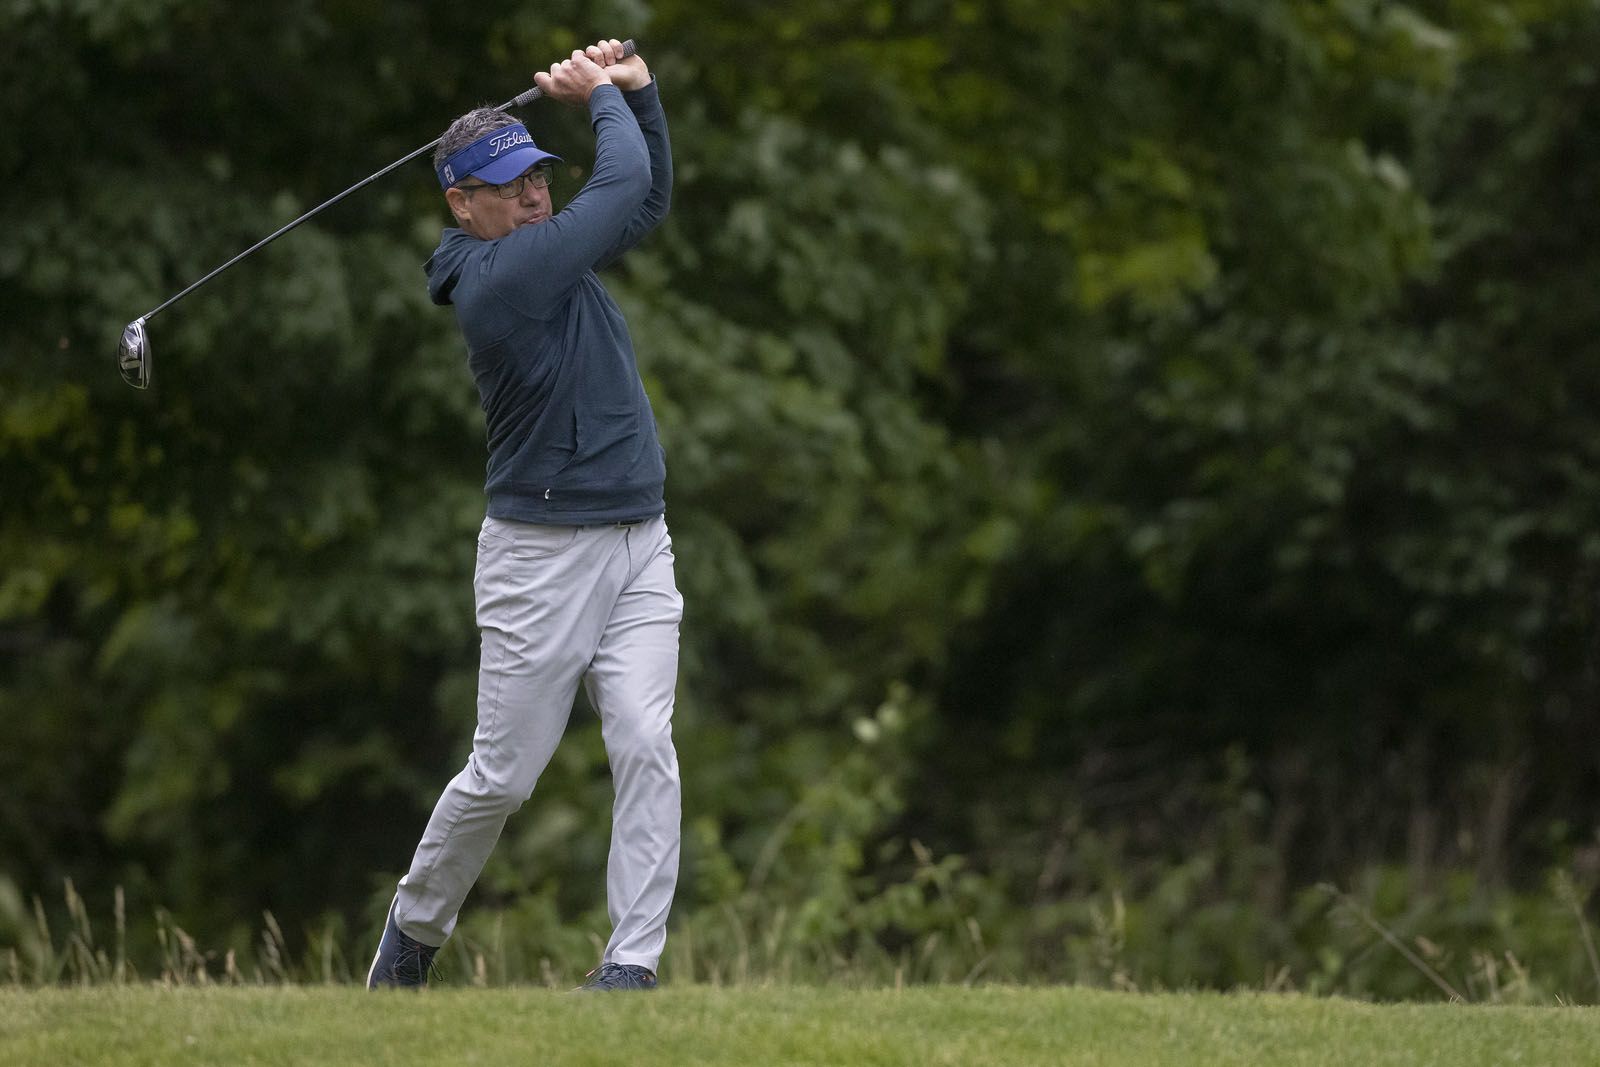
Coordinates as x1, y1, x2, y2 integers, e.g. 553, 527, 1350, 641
576, 962, 658, 991
366, 899, 439, 989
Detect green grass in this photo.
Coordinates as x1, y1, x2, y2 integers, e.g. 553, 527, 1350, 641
2, 985, 1597, 1066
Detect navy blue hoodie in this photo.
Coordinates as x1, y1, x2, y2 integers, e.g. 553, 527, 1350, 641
425, 81, 672, 525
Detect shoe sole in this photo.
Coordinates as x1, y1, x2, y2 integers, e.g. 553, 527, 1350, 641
366, 895, 396, 990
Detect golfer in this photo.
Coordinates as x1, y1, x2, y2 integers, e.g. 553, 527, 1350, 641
368, 39, 680, 993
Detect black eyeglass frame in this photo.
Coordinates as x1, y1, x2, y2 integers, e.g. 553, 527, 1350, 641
457, 162, 556, 199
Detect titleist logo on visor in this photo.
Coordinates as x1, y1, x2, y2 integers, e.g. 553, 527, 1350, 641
437, 121, 557, 189
489, 128, 533, 156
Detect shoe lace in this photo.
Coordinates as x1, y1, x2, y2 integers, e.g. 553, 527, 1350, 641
391, 937, 442, 984
586, 962, 652, 988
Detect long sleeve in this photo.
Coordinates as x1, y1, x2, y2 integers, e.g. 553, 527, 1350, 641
477, 85, 652, 318
594, 77, 673, 271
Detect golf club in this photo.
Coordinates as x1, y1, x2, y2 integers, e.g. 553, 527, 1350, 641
117, 39, 636, 390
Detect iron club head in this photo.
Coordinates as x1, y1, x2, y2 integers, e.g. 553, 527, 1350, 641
118, 317, 151, 390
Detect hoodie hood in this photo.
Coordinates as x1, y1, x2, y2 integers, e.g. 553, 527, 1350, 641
425, 228, 477, 306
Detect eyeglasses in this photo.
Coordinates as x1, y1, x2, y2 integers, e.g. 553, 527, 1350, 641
459, 163, 555, 199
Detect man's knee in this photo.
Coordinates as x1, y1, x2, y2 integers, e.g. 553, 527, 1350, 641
466, 754, 540, 813
604, 716, 677, 776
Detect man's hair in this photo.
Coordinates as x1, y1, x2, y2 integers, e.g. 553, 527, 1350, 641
433, 107, 519, 176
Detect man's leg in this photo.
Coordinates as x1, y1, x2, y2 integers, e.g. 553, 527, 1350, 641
394, 518, 632, 947
583, 516, 683, 973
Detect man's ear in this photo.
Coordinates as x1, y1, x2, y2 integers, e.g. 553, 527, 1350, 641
445, 187, 473, 227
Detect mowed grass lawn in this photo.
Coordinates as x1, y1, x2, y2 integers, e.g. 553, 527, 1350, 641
2, 985, 1597, 1067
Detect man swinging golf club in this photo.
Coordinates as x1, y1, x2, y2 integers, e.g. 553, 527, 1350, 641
368, 38, 680, 993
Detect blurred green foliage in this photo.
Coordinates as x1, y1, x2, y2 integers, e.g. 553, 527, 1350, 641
3, 0, 1599, 996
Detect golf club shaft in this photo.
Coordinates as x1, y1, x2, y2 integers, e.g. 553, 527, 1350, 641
135, 39, 636, 324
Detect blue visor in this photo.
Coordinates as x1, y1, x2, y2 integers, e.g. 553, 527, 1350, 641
436, 122, 561, 189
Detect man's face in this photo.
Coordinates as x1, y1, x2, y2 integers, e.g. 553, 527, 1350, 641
446, 165, 554, 241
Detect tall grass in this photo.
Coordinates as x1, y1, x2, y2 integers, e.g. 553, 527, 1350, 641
3, 864, 1598, 1001
0, 877, 354, 987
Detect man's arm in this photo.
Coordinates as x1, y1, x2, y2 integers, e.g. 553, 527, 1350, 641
481, 51, 652, 317
592, 77, 672, 271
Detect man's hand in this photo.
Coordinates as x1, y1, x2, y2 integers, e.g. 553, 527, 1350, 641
583, 38, 650, 92
533, 50, 613, 106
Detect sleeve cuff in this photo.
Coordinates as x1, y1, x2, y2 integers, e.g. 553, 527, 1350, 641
587, 83, 626, 111
621, 76, 660, 106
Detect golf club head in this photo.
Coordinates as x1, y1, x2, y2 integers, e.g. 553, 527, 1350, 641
118, 317, 151, 389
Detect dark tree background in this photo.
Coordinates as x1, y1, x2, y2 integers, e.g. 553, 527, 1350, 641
2, 0, 1598, 997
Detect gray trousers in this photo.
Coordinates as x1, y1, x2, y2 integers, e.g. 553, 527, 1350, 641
394, 513, 683, 972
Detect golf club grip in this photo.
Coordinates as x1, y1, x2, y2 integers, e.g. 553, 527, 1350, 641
510, 39, 637, 108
